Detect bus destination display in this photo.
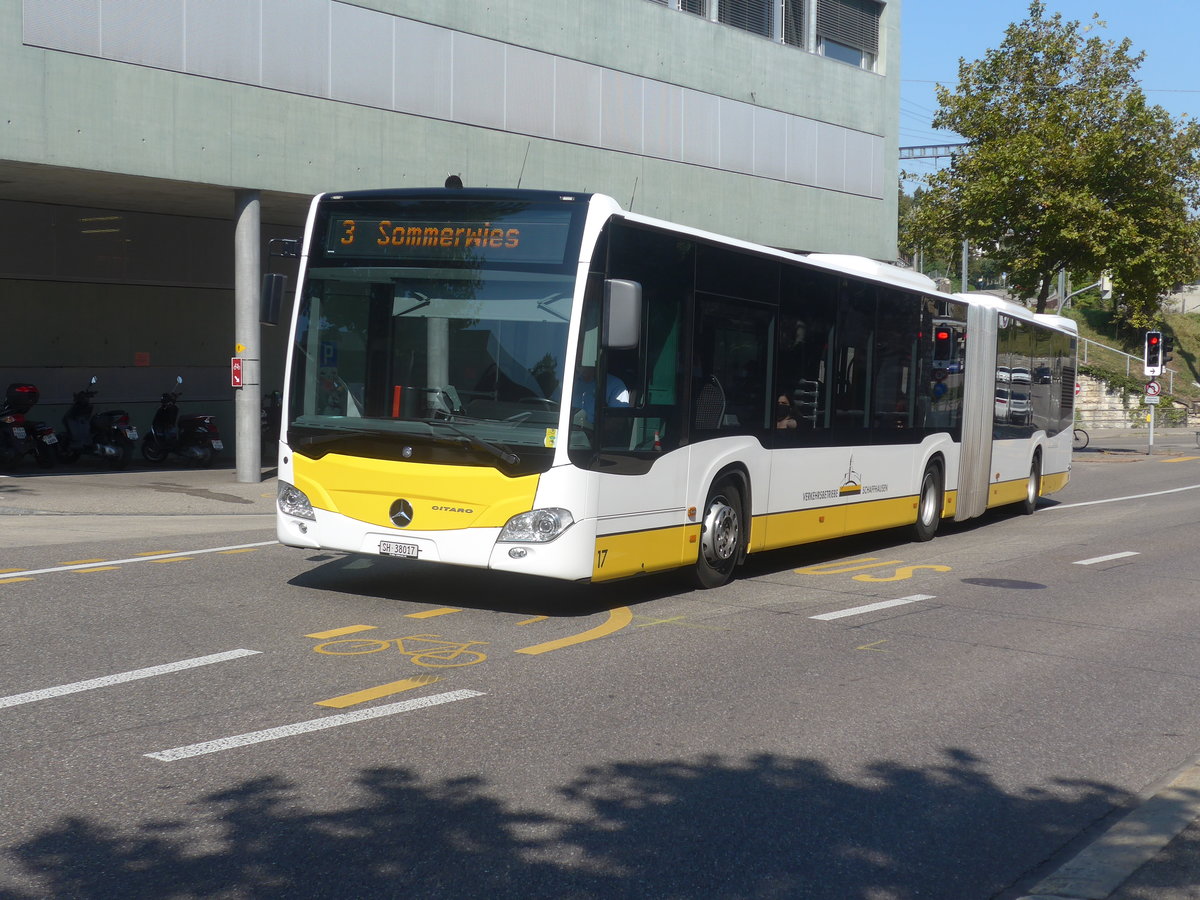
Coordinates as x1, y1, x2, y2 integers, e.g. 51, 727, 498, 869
322, 212, 573, 265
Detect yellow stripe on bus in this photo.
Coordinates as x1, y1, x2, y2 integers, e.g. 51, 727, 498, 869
593, 525, 699, 581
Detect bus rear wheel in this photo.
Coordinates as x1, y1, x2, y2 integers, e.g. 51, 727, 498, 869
912, 464, 943, 542
689, 481, 743, 589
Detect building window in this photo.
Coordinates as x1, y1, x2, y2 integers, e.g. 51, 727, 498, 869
782, 0, 806, 48
816, 0, 881, 69
647, 1, 883, 69
718, 0, 773, 38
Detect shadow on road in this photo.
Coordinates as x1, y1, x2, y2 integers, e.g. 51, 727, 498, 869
1, 748, 1132, 899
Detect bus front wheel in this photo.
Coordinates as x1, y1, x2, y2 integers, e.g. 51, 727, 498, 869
689, 481, 743, 589
1019, 456, 1041, 515
912, 464, 943, 542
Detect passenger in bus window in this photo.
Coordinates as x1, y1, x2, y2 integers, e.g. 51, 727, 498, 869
775, 395, 798, 429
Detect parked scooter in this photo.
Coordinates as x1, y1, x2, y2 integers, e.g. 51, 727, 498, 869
57, 376, 137, 469
141, 376, 223, 468
0, 382, 55, 469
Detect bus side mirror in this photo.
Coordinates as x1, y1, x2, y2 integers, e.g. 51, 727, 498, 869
603, 279, 641, 350
261, 273, 287, 326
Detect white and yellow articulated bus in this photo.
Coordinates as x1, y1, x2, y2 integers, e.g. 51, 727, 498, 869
274, 188, 1078, 589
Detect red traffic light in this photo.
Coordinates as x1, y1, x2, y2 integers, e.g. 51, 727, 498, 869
1149, 335, 1160, 346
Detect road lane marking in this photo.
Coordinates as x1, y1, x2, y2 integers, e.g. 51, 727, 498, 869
60, 558, 106, 565
0, 541, 276, 579
405, 608, 461, 619
75, 566, 121, 574
516, 606, 633, 655
316, 675, 441, 708
1164, 456, 1200, 463
0, 577, 32, 584
145, 689, 484, 761
306, 625, 378, 639
0, 649, 261, 710
810, 595, 935, 621
1074, 551, 1140, 565
1049, 484, 1200, 510
516, 616, 549, 626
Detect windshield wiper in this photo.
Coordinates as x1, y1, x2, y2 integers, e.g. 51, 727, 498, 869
293, 425, 382, 450
427, 420, 521, 466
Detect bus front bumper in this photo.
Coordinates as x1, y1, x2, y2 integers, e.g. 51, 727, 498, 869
278, 507, 598, 582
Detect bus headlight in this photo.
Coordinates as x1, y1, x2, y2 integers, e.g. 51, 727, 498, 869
498, 508, 573, 543
277, 481, 315, 520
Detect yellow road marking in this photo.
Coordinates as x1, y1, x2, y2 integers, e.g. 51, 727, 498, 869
150, 557, 191, 563
516, 606, 633, 656
853, 564, 952, 583
136, 551, 178, 556
516, 615, 549, 626
857, 640, 890, 652
1163, 456, 1200, 463
795, 557, 904, 575
76, 567, 120, 574
635, 615, 686, 627
60, 558, 106, 566
316, 675, 441, 708
0, 568, 22, 574
406, 608, 461, 619
306, 625, 378, 639
218, 548, 258, 554
0, 577, 33, 584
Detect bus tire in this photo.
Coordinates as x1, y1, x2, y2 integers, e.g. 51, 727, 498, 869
689, 480, 743, 589
912, 464, 943, 542
1019, 455, 1041, 515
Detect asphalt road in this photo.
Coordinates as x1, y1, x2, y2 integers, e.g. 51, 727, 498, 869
2, 446, 1200, 899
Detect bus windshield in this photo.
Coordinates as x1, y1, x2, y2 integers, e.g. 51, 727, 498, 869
287, 195, 587, 472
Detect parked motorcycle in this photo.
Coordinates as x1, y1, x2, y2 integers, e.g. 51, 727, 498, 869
57, 376, 137, 469
141, 376, 223, 468
0, 382, 55, 469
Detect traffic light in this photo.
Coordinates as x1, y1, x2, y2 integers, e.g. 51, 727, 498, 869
1144, 331, 1163, 375
1162, 335, 1174, 366
934, 327, 953, 358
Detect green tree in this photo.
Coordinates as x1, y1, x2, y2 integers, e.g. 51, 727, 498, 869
907, 1, 1200, 326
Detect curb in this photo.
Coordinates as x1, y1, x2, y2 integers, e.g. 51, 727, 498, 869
1019, 763, 1200, 899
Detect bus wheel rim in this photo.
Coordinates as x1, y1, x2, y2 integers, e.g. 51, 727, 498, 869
702, 497, 739, 564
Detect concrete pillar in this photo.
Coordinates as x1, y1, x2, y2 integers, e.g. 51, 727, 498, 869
234, 189, 262, 483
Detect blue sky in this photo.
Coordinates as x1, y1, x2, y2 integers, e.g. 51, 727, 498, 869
900, 1, 1200, 184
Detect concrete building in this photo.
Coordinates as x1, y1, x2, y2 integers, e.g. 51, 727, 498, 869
0, 0, 899, 471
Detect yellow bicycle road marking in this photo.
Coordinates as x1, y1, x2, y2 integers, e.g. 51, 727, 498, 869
76, 566, 120, 574
316, 675, 441, 709
60, 558, 106, 566
853, 564, 952, 583
406, 608, 462, 619
1163, 456, 1200, 463
795, 557, 904, 575
516, 615, 549, 626
0, 577, 32, 584
516, 606, 633, 656
307, 625, 378, 640
150, 557, 192, 564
